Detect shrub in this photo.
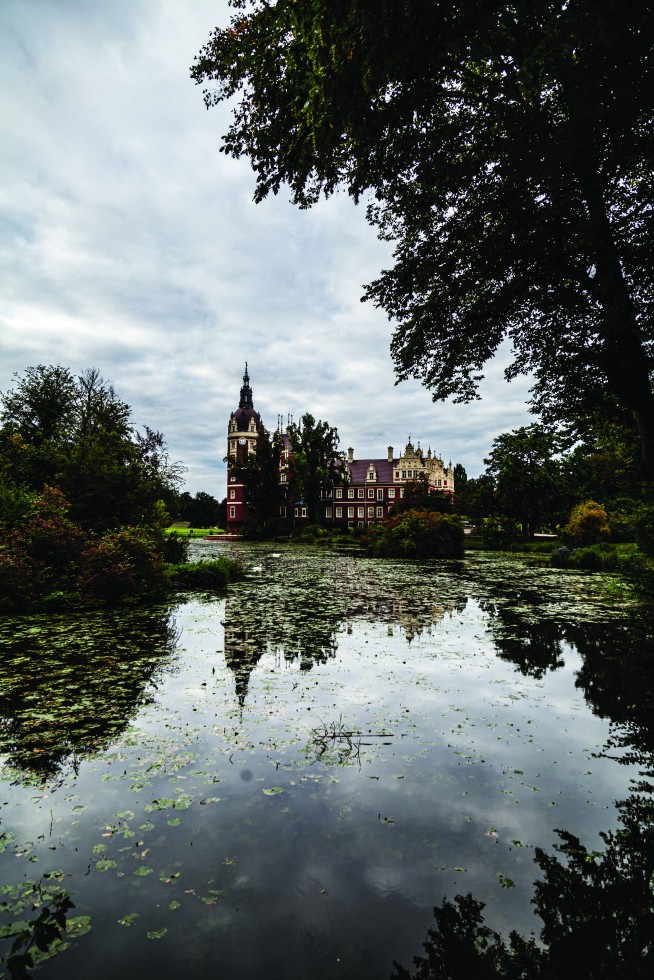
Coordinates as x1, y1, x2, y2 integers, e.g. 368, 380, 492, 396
619, 552, 654, 595
0, 486, 86, 609
364, 510, 464, 558
160, 531, 189, 564
632, 502, 654, 556
481, 515, 521, 549
167, 557, 244, 589
565, 500, 611, 545
0, 548, 44, 611
80, 526, 167, 603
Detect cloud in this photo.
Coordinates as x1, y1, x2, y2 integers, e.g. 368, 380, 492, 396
0, 0, 534, 495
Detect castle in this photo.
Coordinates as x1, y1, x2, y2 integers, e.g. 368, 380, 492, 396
226, 365, 455, 533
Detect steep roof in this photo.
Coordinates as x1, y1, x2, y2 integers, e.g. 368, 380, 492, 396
346, 459, 396, 483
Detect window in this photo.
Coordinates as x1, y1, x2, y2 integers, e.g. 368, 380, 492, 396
401, 470, 406, 479
367, 506, 374, 517
377, 488, 383, 501
347, 506, 354, 518
443, 480, 448, 486
229, 489, 236, 500
294, 507, 299, 517
281, 473, 287, 483
399, 489, 404, 497
326, 506, 333, 518
335, 506, 342, 518
437, 479, 442, 487
280, 506, 286, 518
348, 488, 354, 499
229, 505, 235, 519
376, 506, 383, 517
230, 475, 236, 482
358, 488, 364, 498
357, 506, 364, 518
395, 471, 400, 479
230, 441, 235, 451
301, 507, 307, 518
336, 488, 343, 499
367, 488, 374, 498
358, 521, 364, 528
388, 488, 395, 499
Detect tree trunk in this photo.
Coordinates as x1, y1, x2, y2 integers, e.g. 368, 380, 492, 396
578, 168, 654, 478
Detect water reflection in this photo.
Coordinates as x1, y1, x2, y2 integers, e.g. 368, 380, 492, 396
1, 546, 651, 979
223, 553, 466, 707
392, 607, 654, 979
0, 606, 179, 781
392, 773, 654, 980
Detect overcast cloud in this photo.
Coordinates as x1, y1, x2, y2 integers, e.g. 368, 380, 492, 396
1, 0, 534, 495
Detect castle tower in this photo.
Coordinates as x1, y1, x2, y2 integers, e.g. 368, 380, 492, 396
226, 363, 262, 532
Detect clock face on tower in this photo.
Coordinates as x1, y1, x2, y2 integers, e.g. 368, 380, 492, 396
238, 438, 246, 445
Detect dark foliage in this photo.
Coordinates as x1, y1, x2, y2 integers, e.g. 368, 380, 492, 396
193, 1, 654, 474
364, 509, 464, 558
0, 366, 183, 533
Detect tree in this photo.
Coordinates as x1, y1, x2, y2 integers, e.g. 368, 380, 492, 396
455, 474, 496, 521
0, 364, 77, 444
0, 366, 183, 532
565, 499, 611, 545
176, 491, 222, 527
483, 424, 562, 536
286, 413, 347, 524
193, 1, 654, 474
389, 472, 453, 515
232, 427, 284, 536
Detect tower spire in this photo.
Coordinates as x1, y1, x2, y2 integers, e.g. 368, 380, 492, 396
239, 362, 253, 409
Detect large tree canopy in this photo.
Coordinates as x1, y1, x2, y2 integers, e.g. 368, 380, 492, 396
193, 0, 654, 472
286, 413, 347, 524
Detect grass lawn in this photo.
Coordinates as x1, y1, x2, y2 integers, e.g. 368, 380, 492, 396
165, 527, 225, 538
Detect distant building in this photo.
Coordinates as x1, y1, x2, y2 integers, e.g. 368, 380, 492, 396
226, 365, 454, 533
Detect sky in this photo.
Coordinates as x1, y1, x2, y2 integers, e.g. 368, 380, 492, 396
0, 0, 535, 496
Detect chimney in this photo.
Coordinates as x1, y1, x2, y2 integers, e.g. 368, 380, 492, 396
387, 446, 393, 462
348, 447, 354, 462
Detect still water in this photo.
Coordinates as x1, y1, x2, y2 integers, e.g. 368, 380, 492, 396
0, 544, 651, 978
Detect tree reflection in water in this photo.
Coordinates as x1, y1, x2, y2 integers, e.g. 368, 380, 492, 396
393, 611, 654, 979
0, 606, 180, 782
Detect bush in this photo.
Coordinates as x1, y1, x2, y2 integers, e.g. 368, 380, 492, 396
364, 510, 464, 558
632, 502, 654, 556
80, 526, 167, 603
160, 531, 189, 564
565, 500, 611, 545
481, 515, 521, 549
0, 486, 86, 610
619, 552, 654, 595
167, 557, 244, 589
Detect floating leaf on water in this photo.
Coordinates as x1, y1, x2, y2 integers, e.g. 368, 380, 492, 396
134, 866, 154, 876
167, 817, 181, 827
95, 859, 117, 872
118, 913, 139, 927
67, 915, 92, 936
147, 927, 168, 939
262, 787, 284, 796
168, 900, 181, 910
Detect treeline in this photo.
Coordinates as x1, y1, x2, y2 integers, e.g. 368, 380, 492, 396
0, 366, 238, 612
454, 421, 653, 545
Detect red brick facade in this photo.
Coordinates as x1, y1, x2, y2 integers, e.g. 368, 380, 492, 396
226, 367, 454, 533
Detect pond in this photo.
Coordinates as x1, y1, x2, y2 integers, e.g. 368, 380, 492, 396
0, 544, 652, 978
